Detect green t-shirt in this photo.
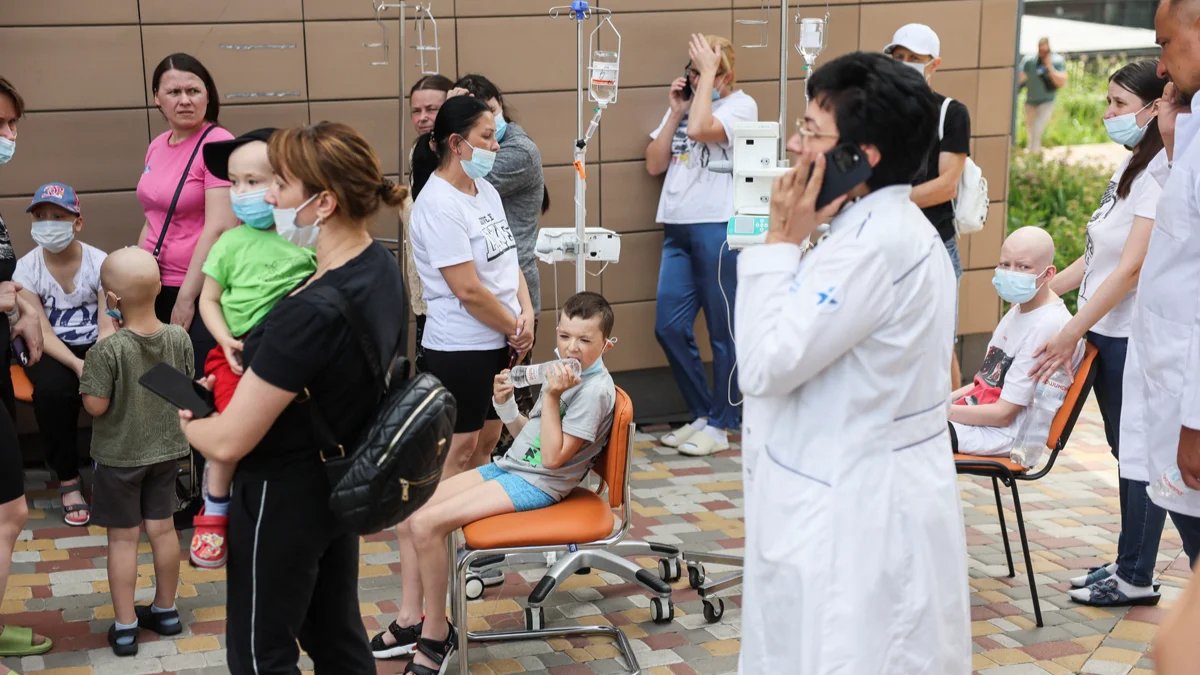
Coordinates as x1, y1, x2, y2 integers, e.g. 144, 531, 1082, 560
201, 225, 317, 337
78, 325, 194, 467
1021, 53, 1067, 106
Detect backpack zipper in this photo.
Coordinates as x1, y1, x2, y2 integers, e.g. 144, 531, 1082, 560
376, 385, 446, 470
399, 470, 442, 501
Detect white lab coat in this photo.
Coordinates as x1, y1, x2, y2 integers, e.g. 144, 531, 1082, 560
735, 185, 971, 674
1120, 98, 1200, 517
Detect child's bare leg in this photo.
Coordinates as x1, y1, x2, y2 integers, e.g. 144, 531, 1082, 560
408, 480, 515, 669
145, 517, 179, 609
106, 526, 141, 624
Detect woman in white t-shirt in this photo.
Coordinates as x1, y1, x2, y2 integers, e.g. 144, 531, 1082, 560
409, 95, 535, 477
16, 183, 108, 527
645, 33, 758, 457
1030, 60, 1167, 607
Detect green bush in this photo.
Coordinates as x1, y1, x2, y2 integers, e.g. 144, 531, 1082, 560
1007, 151, 1112, 309
1015, 55, 1125, 149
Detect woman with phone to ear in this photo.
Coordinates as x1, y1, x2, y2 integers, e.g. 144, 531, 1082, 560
735, 52, 970, 672
644, 34, 757, 458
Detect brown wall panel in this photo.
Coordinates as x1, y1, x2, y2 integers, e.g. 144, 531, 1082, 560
0, 27, 146, 111
610, 10, 732, 89
0, 1, 139, 26
980, 0, 1020, 69
601, 301, 712, 373
733, 0, 859, 7
148, 102, 311, 138
537, 260, 603, 316
305, 19, 459, 101
598, 87, 676, 163
599, 161, 662, 234
138, 0, 303, 24
739, 78, 807, 129
974, 135, 1010, 202
975, 68, 1016, 137
958, 268, 1000, 335
605, 0, 730, 11
0, 110, 149, 195
456, 0, 565, 16
0, 192, 145, 256
310, 99, 402, 175
858, 1, 981, 69
935, 70, 979, 118
142, 24, 308, 105
734, 5, 860, 82
965, 202, 1005, 270
302, 0, 454, 21
500, 91, 583, 167
601, 231, 663, 304
457, 16, 582, 92
542, 165, 601, 231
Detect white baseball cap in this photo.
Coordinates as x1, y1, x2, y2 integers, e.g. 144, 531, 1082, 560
883, 23, 940, 58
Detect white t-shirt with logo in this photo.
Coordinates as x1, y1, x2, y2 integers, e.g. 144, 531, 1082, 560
650, 90, 759, 224
411, 174, 521, 351
1078, 155, 1161, 338
13, 242, 107, 346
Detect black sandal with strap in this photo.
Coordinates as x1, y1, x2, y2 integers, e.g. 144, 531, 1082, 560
60, 483, 90, 527
401, 621, 458, 675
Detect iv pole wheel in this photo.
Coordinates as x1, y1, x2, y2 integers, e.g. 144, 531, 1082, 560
702, 598, 725, 623
687, 562, 706, 590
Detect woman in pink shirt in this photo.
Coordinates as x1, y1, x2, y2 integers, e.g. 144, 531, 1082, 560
136, 53, 237, 376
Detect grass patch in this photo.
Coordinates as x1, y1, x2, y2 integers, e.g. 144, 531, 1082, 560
1015, 55, 1128, 149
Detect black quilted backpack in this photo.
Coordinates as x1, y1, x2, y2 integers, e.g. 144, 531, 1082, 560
306, 286, 456, 535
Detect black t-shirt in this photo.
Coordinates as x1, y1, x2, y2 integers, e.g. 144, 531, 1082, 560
0, 212, 16, 415
919, 94, 971, 241
237, 242, 406, 477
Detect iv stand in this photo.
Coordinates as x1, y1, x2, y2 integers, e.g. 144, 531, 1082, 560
550, 2, 618, 293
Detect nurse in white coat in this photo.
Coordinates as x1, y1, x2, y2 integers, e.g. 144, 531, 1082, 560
1120, 0, 1200, 565
735, 52, 971, 674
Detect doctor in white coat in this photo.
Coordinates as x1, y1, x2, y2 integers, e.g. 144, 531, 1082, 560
735, 52, 971, 674
1120, 0, 1200, 566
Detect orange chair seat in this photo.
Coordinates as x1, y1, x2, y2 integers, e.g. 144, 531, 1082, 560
10, 365, 32, 404
462, 487, 615, 550
953, 452, 1028, 475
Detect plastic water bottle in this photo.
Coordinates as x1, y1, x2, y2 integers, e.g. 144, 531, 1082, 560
508, 359, 581, 389
1149, 467, 1194, 500
1009, 369, 1072, 467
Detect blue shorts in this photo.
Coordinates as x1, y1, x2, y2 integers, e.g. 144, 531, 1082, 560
477, 464, 556, 512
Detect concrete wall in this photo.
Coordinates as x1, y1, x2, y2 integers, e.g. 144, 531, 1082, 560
0, 0, 1016, 377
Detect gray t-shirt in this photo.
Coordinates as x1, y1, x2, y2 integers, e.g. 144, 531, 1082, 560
493, 362, 615, 500
485, 123, 545, 313
1021, 53, 1066, 105
79, 325, 194, 467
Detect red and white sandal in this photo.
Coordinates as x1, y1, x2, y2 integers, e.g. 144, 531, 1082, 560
189, 506, 229, 569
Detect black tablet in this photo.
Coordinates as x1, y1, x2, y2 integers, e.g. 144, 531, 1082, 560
137, 362, 216, 419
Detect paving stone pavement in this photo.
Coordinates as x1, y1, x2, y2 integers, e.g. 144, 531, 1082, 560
1, 400, 1192, 674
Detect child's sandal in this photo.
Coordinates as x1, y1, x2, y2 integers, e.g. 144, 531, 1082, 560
189, 506, 229, 569
401, 621, 458, 675
134, 605, 182, 636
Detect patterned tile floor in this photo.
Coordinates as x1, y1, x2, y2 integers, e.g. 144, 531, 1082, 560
0, 400, 1192, 675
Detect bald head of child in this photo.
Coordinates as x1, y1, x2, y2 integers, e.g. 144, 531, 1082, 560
995, 226, 1058, 309
102, 247, 162, 323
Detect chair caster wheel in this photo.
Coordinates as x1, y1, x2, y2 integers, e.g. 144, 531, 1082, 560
659, 557, 682, 582
687, 562, 705, 590
465, 574, 485, 601
702, 598, 725, 623
524, 606, 545, 631
650, 596, 674, 623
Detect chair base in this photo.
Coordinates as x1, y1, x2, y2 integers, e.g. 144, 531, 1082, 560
682, 551, 743, 623
465, 624, 641, 675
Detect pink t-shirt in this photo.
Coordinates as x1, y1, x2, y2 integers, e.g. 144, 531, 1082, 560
136, 123, 233, 287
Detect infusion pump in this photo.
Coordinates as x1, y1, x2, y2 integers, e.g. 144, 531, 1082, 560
712, 122, 788, 249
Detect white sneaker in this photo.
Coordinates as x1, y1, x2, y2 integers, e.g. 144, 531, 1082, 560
679, 431, 729, 457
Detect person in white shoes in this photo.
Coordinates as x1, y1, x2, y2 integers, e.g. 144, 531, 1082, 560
735, 52, 969, 673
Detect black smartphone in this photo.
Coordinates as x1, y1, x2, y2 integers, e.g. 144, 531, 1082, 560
138, 362, 216, 418
11, 336, 28, 367
812, 143, 873, 211
680, 65, 693, 101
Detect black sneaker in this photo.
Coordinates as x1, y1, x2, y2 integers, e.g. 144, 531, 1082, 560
107, 623, 139, 657
370, 620, 422, 659
402, 622, 458, 675
135, 605, 183, 636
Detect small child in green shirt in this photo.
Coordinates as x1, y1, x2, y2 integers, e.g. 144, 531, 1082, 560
189, 128, 317, 569
80, 247, 193, 657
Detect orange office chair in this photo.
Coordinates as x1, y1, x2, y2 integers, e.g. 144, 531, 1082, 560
449, 386, 667, 674
954, 342, 1099, 627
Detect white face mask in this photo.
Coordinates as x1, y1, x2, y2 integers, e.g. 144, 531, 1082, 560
901, 60, 928, 79
272, 192, 321, 248
31, 219, 76, 253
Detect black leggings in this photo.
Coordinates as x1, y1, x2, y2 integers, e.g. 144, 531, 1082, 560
155, 285, 216, 377
0, 403, 22, 504
27, 343, 90, 483
226, 467, 374, 674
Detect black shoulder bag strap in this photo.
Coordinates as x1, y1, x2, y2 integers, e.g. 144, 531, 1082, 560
153, 124, 218, 258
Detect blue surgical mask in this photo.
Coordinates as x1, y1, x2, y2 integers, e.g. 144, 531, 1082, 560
555, 344, 610, 376
105, 292, 123, 325
230, 188, 275, 230
495, 113, 509, 142
711, 89, 721, 101
992, 268, 1047, 304
460, 142, 497, 179
0, 137, 13, 164
1104, 101, 1154, 147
